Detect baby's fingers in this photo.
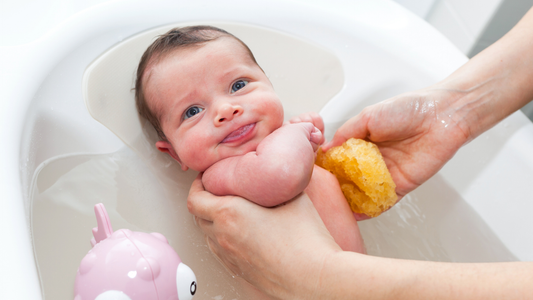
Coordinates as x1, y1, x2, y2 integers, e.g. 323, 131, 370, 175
288, 112, 312, 124
292, 122, 325, 147
309, 127, 324, 151
289, 112, 325, 133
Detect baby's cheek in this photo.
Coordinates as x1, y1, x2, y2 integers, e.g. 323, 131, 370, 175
187, 147, 220, 172
183, 150, 206, 172
257, 93, 283, 122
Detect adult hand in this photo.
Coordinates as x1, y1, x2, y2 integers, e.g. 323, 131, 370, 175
322, 5, 533, 203
187, 173, 342, 300
322, 85, 471, 201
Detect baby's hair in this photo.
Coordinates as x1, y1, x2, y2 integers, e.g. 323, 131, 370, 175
135, 25, 259, 141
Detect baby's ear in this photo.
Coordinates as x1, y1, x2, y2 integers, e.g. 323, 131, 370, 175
155, 141, 189, 171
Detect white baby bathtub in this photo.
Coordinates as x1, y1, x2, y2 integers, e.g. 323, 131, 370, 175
1, 0, 533, 299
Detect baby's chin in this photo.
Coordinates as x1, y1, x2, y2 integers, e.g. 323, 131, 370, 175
221, 138, 261, 155
199, 143, 262, 171
181, 156, 227, 173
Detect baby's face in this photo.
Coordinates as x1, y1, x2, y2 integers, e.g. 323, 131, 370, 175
145, 37, 284, 172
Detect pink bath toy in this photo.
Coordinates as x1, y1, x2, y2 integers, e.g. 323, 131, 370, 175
74, 203, 197, 300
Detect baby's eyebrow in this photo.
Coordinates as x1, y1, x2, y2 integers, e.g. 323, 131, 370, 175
218, 66, 251, 83
165, 92, 191, 124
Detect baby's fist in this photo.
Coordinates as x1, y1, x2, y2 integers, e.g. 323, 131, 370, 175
309, 126, 323, 152
288, 112, 325, 145
292, 122, 323, 152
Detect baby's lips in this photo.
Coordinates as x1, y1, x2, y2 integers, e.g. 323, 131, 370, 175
221, 123, 255, 143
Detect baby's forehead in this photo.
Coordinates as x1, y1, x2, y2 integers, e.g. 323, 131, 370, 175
165, 36, 254, 64
147, 37, 255, 88
146, 37, 251, 83
144, 37, 256, 113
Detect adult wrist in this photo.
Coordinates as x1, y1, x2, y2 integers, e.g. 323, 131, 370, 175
432, 9, 533, 142
434, 74, 506, 143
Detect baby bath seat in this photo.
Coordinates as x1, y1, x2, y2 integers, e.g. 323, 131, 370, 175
1, 0, 532, 299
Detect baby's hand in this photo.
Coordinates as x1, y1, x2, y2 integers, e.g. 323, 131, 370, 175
287, 112, 325, 146
289, 122, 323, 152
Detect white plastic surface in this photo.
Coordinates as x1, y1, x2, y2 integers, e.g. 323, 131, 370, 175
176, 263, 197, 300
1, 0, 532, 299
94, 290, 132, 300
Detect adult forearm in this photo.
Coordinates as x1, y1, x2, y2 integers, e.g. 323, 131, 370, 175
315, 252, 533, 300
438, 7, 533, 141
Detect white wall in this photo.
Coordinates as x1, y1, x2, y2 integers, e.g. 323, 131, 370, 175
392, 0, 438, 18
393, 0, 533, 56
468, 0, 533, 56
425, 0, 504, 54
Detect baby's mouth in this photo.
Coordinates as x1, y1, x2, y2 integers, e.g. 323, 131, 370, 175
221, 123, 256, 143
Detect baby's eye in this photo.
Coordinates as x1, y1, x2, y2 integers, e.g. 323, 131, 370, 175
231, 80, 248, 93
184, 106, 204, 120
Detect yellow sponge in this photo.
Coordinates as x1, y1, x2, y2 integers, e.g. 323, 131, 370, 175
316, 138, 397, 217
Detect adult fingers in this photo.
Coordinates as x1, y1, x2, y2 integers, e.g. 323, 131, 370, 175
353, 212, 371, 221
322, 112, 369, 152
187, 173, 226, 221
195, 216, 213, 234
205, 235, 239, 277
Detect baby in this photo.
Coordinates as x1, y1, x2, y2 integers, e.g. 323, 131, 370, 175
135, 26, 365, 253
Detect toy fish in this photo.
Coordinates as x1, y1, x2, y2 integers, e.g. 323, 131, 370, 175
74, 203, 197, 300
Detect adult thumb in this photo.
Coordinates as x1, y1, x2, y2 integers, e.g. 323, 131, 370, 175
322, 114, 369, 152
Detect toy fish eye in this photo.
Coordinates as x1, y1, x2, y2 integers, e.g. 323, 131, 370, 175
176, 263, 197, 300
190, 281, 197, 295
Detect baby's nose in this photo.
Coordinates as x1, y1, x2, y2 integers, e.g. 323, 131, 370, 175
214, 103, 243, 126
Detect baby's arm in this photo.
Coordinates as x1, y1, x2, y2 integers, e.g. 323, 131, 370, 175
203, 122, 322, 207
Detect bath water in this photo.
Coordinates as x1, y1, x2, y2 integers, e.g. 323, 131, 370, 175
30, 147, 516, 300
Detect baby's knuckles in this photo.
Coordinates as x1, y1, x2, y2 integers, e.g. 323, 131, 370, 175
289, 112, 325, 134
